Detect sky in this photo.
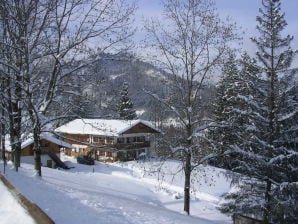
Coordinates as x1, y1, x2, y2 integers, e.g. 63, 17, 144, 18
135, 0, 298, 60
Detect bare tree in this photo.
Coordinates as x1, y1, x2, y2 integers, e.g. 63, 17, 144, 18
0, 70, 7, 174
0, 0, 136, 176
144, 0, 237, 214
0, 2, 25, 170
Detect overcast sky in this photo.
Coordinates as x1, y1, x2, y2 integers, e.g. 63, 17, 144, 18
135, 0, 298, 59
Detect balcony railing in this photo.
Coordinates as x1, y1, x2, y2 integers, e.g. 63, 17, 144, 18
109, 141, 150, 150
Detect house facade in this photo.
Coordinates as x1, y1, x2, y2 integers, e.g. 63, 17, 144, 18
55, 119, 161, 162
5, 134, 73, 169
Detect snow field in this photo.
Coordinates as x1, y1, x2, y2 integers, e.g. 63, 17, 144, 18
0, 179, 36, 224
0, 157, 232, 224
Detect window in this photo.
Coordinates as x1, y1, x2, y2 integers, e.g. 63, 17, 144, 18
93, 136, 100, 142
136, 136, 145, 142
105, 138, 113, 144
41, 141, 49, 147
117, 138, 125, 143
106, 152, 112, 157
93, 136, 105, 144
127, 137, 133, 143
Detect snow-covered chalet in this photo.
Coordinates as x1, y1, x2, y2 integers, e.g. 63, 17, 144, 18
55, 119, 162, 162
5, 134, 73, 169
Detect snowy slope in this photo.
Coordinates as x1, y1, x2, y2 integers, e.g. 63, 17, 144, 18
111, 160, 232, 222
0, 158, 232, 224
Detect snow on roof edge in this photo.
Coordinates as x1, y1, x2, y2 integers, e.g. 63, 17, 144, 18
42, 134, 74, 149
20, 134, 74, 150
56, 119, 162, 136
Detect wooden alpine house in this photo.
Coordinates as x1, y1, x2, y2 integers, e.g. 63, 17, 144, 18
55, 119, 161, 162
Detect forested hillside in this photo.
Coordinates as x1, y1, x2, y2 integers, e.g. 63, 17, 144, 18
54, 53, 215, 123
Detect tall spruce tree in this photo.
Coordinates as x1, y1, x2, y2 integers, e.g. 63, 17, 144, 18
118, 82, 136, 120
213, 0, 298, 223
249, 1, 297, 222
208, 53, 258, 169
208, 53, 241, 169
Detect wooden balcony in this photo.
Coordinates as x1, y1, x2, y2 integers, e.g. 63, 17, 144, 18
109, 141, 150, 150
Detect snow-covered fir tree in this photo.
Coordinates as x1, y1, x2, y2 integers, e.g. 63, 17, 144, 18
208, 53, 257, 169
212, 0, 297, 223
118, 82, 136, 120
208, 53, 240, 168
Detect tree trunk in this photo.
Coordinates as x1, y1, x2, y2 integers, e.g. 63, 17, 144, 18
184, 152, 191, 215
7, 74, 22, 171
33, 125, 42, 176
1, 103, 6, 174
1, 134, 6, 174
8, 100, 22, 171
14, 139, 21, 170
264, 180, 272, 224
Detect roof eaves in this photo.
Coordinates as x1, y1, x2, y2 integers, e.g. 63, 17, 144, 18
117, 119, 163, 135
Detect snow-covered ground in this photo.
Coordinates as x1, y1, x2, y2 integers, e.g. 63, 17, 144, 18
0, 177, 35, 224
0, 157, 232, 224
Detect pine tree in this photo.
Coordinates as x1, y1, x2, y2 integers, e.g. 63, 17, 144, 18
118, 82, 136, 120
250, 1, 297, 222
208, 52, 259, 169
208, 53, 242, 169
215, 1, 298, 223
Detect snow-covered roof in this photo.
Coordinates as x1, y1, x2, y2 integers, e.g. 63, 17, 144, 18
55, 119, 162, 136
23, 134, 74, 149
5, 134, 74, 152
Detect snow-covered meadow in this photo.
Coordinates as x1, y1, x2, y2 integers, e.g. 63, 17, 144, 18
0, 156, 233, 224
